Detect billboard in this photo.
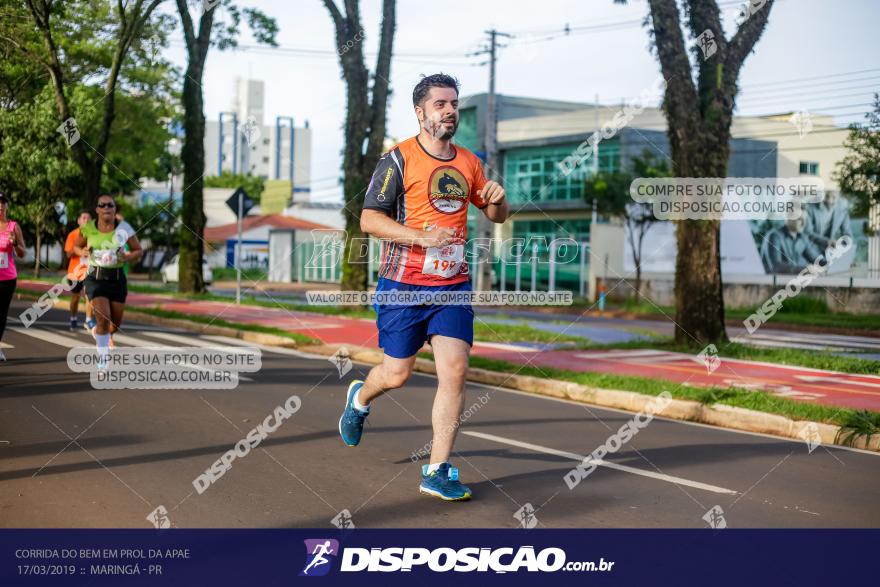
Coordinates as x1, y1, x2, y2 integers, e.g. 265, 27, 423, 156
625, 194, 864, 276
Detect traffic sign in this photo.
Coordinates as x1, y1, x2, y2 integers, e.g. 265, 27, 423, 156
225, 187, 254, 218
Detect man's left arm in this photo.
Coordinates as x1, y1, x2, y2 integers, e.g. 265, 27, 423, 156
477, 180, 509, 223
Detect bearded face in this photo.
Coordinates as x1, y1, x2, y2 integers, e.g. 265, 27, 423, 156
416, 86, 459, 141
422, 109, 458, 140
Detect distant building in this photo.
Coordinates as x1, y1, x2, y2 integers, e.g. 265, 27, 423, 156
203, 213, 334, 271
204, 79, 312, 190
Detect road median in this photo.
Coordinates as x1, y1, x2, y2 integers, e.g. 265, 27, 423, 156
301, 342, 880, 453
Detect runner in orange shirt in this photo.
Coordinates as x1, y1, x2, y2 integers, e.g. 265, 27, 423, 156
339, 74, 510, 501
63, 210, 92, 331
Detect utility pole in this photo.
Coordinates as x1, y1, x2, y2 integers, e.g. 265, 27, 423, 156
474, 29, 511, 291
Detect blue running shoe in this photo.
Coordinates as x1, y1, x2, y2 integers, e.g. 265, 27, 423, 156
419, 463, 472, 501
338, 380, 369, 447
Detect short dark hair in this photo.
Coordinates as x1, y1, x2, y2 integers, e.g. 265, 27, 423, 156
413, 73, 460, 107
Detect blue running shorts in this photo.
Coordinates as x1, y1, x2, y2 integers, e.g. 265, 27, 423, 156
374, 278, 474, 359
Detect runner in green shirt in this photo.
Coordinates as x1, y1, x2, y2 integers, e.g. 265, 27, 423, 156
73, 195, 143, 369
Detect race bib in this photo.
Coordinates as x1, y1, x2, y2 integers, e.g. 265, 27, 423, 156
0, 252, 7, 269
92, 248, 119, 268
422, 244, 464, 278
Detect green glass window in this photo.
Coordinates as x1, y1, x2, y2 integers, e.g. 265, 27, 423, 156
799, 161, 819, 175
503, 140, 620, 204
512, 218, 591, 242
455, 107, 479, 152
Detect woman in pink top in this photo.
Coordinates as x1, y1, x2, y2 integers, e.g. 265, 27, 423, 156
0, 192, 27, 361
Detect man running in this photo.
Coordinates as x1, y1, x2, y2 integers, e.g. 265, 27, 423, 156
73, 195, 142, 368
63, 210, 93, 331
338, 74, 509, 501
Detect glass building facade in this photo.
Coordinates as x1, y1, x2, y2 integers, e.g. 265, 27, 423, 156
503, 140, 620, 205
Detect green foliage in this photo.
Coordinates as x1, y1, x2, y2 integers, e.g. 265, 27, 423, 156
211, 1, 280, 50
0, 85, 83, 251
835, 94, 880, 219
0, 0, 179, 205
585, 151, 672, 218
836, 410, 880, 447
118, 198, 180, 251
775, 295, 828, 315
204, 171, 265, 204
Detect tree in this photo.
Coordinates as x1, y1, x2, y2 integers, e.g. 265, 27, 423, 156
615, 0, 776, 345
322, 0, 396, 292
174, 0, 277, 294
585, 153, 670, 305
20, 0, 166, 207
205, 171, 265, 204
835, 93, 880, 219
0, 85, 86, 276
120, 198, 180, 279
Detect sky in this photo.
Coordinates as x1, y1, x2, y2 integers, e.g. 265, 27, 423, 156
161, 0, 880, 202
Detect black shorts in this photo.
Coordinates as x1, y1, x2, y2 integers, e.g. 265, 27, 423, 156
70, 280, 85, 294
84, 274, 127, 303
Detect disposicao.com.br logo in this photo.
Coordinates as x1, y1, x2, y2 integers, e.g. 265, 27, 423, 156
300, 539, 340, 577
300, 541, 614, 575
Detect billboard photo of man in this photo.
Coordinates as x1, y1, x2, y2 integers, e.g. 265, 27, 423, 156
760, 210, 824, 275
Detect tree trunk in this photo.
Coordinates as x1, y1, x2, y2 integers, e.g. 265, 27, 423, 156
178, 66, 206, 293
634, 266, 642, 307
340, 170, 370, 291
670, 137, 729, 344
324, 0, 396, 293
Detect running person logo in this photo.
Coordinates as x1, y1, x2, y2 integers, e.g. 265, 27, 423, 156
300, 539, 340, 577
428, 166, 469, 214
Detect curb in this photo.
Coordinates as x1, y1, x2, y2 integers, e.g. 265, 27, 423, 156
300, 343, 880, 453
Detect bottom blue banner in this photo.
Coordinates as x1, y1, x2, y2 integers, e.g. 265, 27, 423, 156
1, 529, 874, 586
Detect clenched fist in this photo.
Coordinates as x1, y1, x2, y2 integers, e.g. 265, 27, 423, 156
477, 180, 506, 205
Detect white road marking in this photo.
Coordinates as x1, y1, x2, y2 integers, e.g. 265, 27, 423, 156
575, 349, 687, 363
110, 332, 176, 348
201, 335, 311, 358
795, 375, 880, 390
731, 336, 851, 353
737, 332, 880, 351
9, 327, 90, 348
462, 430, 739, 495
141, 331, 252, 351
473, 341, 540, 353
116, 331, 255, 381
8, 327, 253, 381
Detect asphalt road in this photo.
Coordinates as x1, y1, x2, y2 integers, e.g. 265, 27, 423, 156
1, 301, 879, 529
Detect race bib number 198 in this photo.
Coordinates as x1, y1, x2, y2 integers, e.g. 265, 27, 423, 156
422, 244, 464, 278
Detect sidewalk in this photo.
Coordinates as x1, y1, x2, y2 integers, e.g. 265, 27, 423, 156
18, 279, 880, 412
